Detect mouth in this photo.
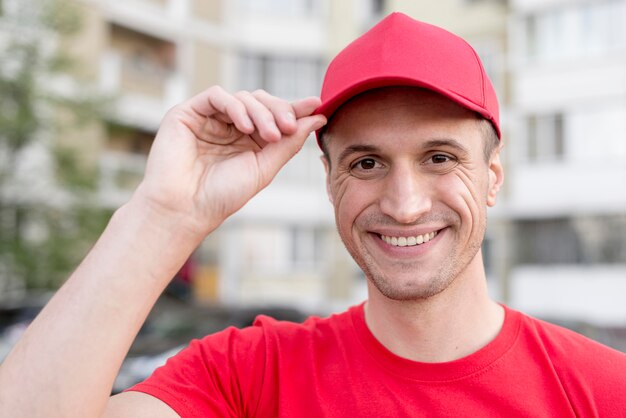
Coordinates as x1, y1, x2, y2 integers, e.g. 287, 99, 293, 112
378, 230, 439, 247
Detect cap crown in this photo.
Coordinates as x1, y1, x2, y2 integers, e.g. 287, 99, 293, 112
317, 12, 500, 138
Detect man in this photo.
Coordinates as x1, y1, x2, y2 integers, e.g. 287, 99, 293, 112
1, 12, 624, 418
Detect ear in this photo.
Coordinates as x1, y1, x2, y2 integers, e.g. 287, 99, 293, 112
486, 145, 504, 207
321, 155, 333, 204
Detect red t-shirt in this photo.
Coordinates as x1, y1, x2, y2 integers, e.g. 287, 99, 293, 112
128, 304, 626, 417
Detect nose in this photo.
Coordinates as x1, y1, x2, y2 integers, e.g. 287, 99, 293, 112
379, 163, 432, 224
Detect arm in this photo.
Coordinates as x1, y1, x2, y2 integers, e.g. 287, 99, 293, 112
0, 86, 326, 418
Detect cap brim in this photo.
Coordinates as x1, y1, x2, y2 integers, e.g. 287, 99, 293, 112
315, 76, 500, 141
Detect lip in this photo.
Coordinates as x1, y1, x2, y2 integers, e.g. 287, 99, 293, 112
368, 227, 446, 258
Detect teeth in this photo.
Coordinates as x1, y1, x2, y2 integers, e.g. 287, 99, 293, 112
381, 231, 438, 247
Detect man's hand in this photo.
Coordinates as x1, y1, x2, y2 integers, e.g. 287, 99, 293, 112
135, 86, 327, 238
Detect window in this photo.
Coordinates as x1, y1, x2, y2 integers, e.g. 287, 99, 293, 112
109, 24, 176, 98
515, 218, 583, 265
239, 53, 323, 101
515, 216, 626, 265
290, 226, 325, 269
106, 124, 155, 155
372, 0, 385, 15
241, 225, 326, 273
526, 113, 564, 161
525, 0, 626, 62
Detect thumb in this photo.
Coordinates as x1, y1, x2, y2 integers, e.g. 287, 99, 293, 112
257, 115, 327, 185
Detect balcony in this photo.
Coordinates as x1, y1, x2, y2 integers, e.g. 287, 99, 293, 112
513, 57, 626, 110
99, 24, 186, 130
503, 160, 626, 218
510, 264, 626, 326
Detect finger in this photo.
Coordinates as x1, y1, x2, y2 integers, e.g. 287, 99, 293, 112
235, 91, 282, 143
252, 90, 297, 135
188, 86, 254, 134
291, 96, 322, 119
256, 115, 327, 186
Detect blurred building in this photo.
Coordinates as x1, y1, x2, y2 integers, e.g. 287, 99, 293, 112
59, 0, 368, 313
69, 0, 220, 206
215, 0, 358, 312
504, 0, 626, 326
3, 0, 624, 327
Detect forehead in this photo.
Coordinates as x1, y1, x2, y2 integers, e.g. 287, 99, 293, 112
324, 87, 482, 155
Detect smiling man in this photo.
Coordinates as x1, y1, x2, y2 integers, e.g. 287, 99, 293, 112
1, 12, 625, 418
321, 87, 505, 365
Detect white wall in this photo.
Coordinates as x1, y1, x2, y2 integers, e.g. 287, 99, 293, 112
511, 265, 626, 326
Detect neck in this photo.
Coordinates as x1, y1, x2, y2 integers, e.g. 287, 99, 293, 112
364, 253, 504, 363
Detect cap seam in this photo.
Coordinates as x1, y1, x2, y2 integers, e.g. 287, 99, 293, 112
467, 41, 486, 108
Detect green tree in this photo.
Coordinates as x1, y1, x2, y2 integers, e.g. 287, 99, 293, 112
0, 0, 112, 295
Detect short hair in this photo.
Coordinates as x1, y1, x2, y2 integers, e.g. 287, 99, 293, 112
320, 117, 500, 169
479, 118, 500, 162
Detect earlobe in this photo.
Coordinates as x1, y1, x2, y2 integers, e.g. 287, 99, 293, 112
321, 156, 334, 204
486, 148, 504, 207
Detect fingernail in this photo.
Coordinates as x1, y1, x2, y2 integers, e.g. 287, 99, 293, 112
286, 112, 295, 122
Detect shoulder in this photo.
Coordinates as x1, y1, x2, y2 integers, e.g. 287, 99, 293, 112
514, 309, 626, 413
252, 305, 355, 342
519, 312, 626, 368
178, 304, 356, 358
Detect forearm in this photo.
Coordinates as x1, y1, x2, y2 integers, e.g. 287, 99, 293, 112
0, 196, 204, 418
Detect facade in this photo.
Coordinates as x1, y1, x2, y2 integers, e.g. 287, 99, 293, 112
505, 0, 626, 326
60, 0, 231, 304
69, 0, 222, 207
4, 0, 624, 328
217, 1, 361, 312
62, 0, 366, 312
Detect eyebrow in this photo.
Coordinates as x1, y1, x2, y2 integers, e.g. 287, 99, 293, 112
421, 138, 470, 155
337, 144, 380, 166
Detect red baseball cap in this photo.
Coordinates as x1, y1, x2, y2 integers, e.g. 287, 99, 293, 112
315, 12, 500, 140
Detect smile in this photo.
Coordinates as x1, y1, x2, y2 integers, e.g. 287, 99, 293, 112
380, 231, 438, 247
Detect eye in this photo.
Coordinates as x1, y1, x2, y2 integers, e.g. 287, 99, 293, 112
430, 154, 453, 164
349, 157, 385, 178
354, 158, 378, 170
423, 153, 458, 173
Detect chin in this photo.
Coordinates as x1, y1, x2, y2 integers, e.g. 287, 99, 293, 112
368, 272, 455, 302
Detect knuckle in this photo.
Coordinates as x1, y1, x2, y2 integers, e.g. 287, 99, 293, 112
234, 90, 251, 100
207, 85, 225, 96
225, 101, 245, 117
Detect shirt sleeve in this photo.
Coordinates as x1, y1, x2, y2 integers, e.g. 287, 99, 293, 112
536, 318, 626, 417
126, 325, 267, 418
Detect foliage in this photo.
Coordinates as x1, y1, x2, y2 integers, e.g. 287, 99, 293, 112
0, 0, 113, 293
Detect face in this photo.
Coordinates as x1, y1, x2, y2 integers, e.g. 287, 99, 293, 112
323, 87, 503, 301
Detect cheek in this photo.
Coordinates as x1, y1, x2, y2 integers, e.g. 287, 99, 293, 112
332, 181, 372, 231
438, 172, 486, 224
